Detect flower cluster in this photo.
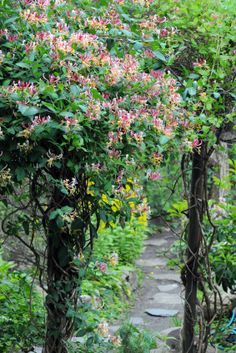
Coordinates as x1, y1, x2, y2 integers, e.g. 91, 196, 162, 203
0, 167, 12, 187
97, 321, 122, 346
0, 0, 185, 225
95, 261, 108, 273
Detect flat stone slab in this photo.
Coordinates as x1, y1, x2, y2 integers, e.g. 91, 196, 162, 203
136, 258, 167, 267
28, 348, 42, 353
130, 316, 144, 325
109, 324, 120, 334
153, 272, 181, 283
145, 308, 179, 317
157, 283, 179, 292
151, 348, 171, 353
144, 238, 169, 247
160, 327, 181, 350
153, 292, 183, 306
71, 337, 85, 343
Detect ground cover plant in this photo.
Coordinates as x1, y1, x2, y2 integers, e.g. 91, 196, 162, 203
0, 251, 45, 353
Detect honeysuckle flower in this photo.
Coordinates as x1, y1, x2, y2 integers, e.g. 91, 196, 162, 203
31, 115, 51, 128
63, 178, 77, 195
91, 163, 102, 171
147, 171, 161, 181
7, 34, 18, 42
109, 253, 119, 266
97, 321, 109, 336
192, 138, 202, 149
0, 167, 12, 187
130, 131, 144, 142
21, 9, 48, 23
64, 117, 78, 127
152, 152, 163, 165
193, 58, 207, 67
62, 210, 78, 223
95, 261, 107, 273
110, 335, 122, 346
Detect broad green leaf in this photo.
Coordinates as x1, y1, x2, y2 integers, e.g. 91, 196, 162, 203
18, 105, 40, 116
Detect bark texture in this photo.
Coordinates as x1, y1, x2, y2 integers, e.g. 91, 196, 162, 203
182, 145, 205, 353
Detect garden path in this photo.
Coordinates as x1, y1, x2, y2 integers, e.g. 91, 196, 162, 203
110, 220, 184, 353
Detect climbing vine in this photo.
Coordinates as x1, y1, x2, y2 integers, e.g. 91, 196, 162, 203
0, 0, 235, 352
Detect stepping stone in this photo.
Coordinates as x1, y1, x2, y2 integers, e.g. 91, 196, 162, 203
144, 238, 168, 247
28, 348, 42, 353
145, 308, 179, 317
152, 272, 181, 283
157, 283, 179, 292
153, 292, 183, 306
109, 325, 120, 334
130, 316, 144, 325
160, 327, 181, 350
136, 258, 167, 267
71, 337, 85, 343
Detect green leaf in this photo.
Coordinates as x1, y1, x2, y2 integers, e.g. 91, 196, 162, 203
22, 221, 29, 235
159, 135, 169, 145
122, 29, 133, 37
213, 92, 220, 99
15, 167, 26, 181
15, 62, 30, 69
153, 51, 167, 62
59, 111, 74, 118
91, 88, 104, 101
4, 16, 18, 24
43, 102, 58, 113
187, 87, 197, 96
18, 105, 40, 116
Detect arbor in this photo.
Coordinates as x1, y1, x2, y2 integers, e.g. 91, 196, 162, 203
0, 1, 182, 352
0, 0, 235, 352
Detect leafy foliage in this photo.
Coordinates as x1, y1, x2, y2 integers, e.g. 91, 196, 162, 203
94, 218, 147, 264
0, 252, 44, 353
118, 323, 157, 353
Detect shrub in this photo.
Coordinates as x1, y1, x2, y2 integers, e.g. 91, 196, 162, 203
94, 218, 148, 265
0, 253, 45, 353
118, 323, 157, 353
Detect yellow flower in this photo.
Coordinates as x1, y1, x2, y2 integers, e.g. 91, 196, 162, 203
138, 213, 147, 225
111, 199, 122, 212
101, 194, 109, 204
129, 201, 135, 209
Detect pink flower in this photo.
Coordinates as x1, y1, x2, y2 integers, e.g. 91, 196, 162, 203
152, 118, 163, 130
144, 49, 155, 58
91, 163, 102, 171
13, 81, 37, 94
57, 21, 69, 32
96, 261, 107, 273
193, 58, 206, 67
150, 70, 164, 79
108, 149, 121, 158
130, 131, 144, 142
163, 127, 173, 136
65, 117, 77, 126
7, 34, 18, 42
192, 139, 202, 149
152, 15, 166, 24
148, 171, 161, 181
30, 115, 51, 128
48, 74, 59, 84
159, 28, 168, 38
